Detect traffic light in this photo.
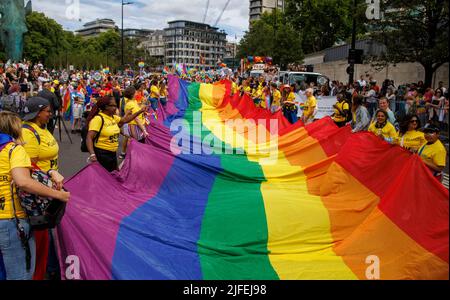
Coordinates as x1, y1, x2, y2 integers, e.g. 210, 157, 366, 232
348, 49, 364, 64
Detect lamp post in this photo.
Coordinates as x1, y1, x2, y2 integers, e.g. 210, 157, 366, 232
122, 0, 133, 73
348, 0, 357, 85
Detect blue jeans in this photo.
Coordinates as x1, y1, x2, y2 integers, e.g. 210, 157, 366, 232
0, 219, 35, 280
149, 98, 158, 111
160, 97, 167, 107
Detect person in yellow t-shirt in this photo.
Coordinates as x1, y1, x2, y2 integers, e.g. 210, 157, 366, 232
302, 88, 317, 124
397, 114, 427, 152
418, 125, 447, 180
159, 81, 168, 107
282, 84, 299, 124
368, 109, 398, 143
0, 111, 69, 280
149, 80, 160, 111
231, 81, 238, 96
125, 87, 149, 143
21, 97, 64, 190
270, 83, 281, 113
240, 80, 251, 97
332, 93, 350, 128
21, 96, 67, 280
86, 96, 146, 172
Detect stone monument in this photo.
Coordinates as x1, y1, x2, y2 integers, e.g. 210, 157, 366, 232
0, 0, 32, 61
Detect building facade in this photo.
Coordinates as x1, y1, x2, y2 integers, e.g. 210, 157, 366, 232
76, 18, 118, 38
140, 30, 165, 65
122, 28, 155, 40
249, 0, 285, 24
164, 20, 227, 69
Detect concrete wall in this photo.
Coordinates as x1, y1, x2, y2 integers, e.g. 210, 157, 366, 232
312, 60, 449, 89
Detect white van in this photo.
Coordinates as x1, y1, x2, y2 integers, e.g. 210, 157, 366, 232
279, 71, 329, 87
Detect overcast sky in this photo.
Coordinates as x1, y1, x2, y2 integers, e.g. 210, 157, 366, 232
31, 0, 249, 41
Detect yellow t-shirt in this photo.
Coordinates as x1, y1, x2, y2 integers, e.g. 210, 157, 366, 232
150, 85, 160, 98
125, 99, 145, 126
287, 92, 296, 103
231, 82, 238, 95
368, 122, 398, 140
0, 143, 30, 219
272, 90, 281, 107
89, 112, 122, 152
22, 122, 59, 172
304, 96, 317, 118
333, 101, 350, 123
397, 130, 427, 151
419, 140, 447, 168
242, 86, 251, 94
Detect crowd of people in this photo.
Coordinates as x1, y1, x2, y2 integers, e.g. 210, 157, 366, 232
0, 59, 448, 280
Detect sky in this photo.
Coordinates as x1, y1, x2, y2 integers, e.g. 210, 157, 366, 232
31, 0, 249, 41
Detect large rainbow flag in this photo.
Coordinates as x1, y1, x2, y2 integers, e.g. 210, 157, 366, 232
56, 75, 448, 280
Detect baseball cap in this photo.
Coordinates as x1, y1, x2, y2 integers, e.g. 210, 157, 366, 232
423, 125, 440, 134
22, 97, 50, 121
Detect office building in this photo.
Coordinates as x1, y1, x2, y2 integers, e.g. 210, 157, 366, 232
164, 20, 227, 69
249, 0, 285, 24
76, 18, 118, 38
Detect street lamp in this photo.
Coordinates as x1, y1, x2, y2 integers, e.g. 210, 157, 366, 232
348, 0, 357, 84
122, 0, 133, 73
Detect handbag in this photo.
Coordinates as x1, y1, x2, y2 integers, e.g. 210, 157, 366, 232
9, 148, 67, 230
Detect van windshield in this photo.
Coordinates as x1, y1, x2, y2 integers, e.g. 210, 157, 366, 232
289, 74, 319, 86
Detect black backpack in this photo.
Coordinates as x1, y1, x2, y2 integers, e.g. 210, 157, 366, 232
81, 115, 104, 152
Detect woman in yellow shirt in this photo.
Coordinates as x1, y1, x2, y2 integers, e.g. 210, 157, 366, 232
21, 97, 67, 280
270, 83, 282, 113
0, 111, 69, 280
86, 96, 146, 172
149, 80, 160, 112
282, 84, 298, 124
302, 88, 317, 124
397, 114, 427, 152
368, 109, 398, 143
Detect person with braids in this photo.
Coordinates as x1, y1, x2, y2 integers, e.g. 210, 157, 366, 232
396, 114, 426, 153
368, 109, 398, 144
86, 96, 146, 172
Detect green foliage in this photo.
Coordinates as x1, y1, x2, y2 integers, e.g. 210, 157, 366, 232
22, 11, 155, 70
284, 0, 367, 54
369, 0, 449, 86
238, 11, 304, 68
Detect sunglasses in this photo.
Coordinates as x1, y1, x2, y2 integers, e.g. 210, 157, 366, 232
106, 104, 117, 107
410, 120, 418, 123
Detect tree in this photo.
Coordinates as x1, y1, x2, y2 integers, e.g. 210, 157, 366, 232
23, 12, 68, 64
238, 11, 304, 68
370, 0, 449, 87
284, 0, 367, 54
